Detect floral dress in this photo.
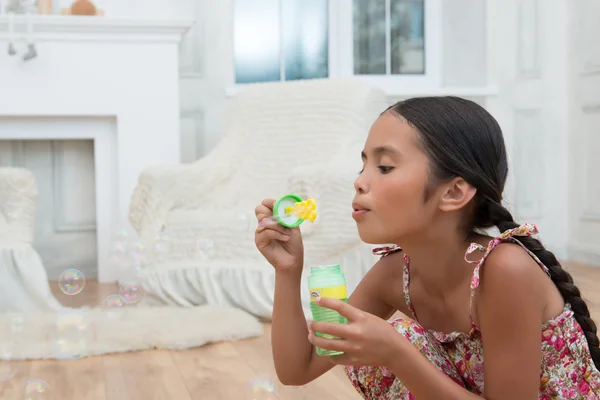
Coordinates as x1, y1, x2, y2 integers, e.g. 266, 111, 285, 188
344, 223, 600, 399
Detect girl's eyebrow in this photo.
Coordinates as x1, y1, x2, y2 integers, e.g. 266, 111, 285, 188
361, 146, 399, 159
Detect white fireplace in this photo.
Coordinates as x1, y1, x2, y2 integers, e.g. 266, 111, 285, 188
0, 15, 193, 282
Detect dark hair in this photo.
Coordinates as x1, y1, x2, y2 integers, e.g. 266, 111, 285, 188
387, 96, 600, 370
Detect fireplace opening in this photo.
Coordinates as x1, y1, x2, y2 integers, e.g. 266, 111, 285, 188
0, 139, 97, 280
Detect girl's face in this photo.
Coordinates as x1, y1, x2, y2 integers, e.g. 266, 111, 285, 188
352, 112, 439, 244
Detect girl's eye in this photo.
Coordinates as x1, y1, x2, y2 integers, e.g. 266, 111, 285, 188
378, 166, 393, 173
358, 168, 364, 175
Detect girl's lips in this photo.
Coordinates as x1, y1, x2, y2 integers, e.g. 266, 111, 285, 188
352, 209, 369, 219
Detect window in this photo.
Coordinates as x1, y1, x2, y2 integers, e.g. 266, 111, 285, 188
352, 0, 425, 75
233, 0, 330, 84
232, 0, 440, 93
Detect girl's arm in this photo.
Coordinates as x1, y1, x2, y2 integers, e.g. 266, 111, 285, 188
271, 251, 404, 386
386, 243, 545, 400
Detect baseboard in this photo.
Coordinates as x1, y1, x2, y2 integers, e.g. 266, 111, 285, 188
568, 242, 600, 267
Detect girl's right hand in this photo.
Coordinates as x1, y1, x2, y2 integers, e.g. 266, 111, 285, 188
254, 198, 304, 272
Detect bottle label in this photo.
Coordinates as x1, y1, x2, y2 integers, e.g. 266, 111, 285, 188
309, 285, 347, 302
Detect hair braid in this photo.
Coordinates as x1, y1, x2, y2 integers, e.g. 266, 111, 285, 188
485, 201, 600, 370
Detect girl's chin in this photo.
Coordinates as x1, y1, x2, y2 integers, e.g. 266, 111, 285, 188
356, 228, 389, 245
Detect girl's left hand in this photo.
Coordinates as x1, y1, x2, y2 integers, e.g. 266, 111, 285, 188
307, 297, 404, 367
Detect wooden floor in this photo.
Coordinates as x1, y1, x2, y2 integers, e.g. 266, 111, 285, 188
1, 262, 599, 399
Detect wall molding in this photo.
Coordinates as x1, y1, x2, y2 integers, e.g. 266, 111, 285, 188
517, 0, 541, 79
180, 109, 205, 161
51, 140, 97, 233
10, 140, 26, 166
0, 15, 194, 43
179, 22, 203, 78
512, 107, 544, 219
578, 1, 600, 77
580, 104, 600, 221
579, 63, 600, 77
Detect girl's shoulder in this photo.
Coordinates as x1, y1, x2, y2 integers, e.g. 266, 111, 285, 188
474, 241, 562, 325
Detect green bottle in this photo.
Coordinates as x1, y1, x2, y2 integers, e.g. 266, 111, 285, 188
308, 264, 348, 356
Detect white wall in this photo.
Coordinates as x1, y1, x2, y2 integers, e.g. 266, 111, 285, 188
485, 0, 571, 259
567, 0, 600, 266
179, 0, 234, 160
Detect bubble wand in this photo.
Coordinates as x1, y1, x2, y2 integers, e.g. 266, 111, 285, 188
272, 194, 317, 228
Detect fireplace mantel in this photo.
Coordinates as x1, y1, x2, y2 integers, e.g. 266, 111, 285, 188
0, 15, 194, 42
0, 15, 194, 282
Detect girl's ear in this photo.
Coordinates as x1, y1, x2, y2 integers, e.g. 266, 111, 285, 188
438, 177, 477, 212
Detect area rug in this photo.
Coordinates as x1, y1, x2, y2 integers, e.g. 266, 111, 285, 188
0, 305, 263, 360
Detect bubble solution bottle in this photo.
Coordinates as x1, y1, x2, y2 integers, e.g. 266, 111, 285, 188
308, 264, 348, 356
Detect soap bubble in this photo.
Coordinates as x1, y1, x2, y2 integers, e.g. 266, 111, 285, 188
23, 378, 51, 399
58, 269, 85, 296
196, 237, 215, 259
111, 230, 130, 258
110, 234, 145, 268
50, 312, 90, 360
128, 242, 145, 262
246, 377, 279, 399
118, 283, 143, 304
0, 342, 15, 382
102, 295, 126, 320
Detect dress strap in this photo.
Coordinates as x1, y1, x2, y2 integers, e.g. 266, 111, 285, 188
372, 245, 418, 319
373, 245, 402, 258
465, 222, 550, 325
401, 255, 418, 320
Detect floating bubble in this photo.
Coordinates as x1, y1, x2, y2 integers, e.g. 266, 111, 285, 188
118, 283, 143, 304
246, 377, 279, 400
23, 378, 51, 399
0, 342, 15, 382
50, 312, 90, 360
58, 269, 85, 296
102, 295, 126, 320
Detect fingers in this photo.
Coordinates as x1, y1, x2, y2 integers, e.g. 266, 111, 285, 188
309, 320, 352, 339
255, 198, 292, 236
255, 206, 272, 222
255, 226, 290, 243
256, 216, 290, 235
315, 297, 363, 321
255, 199, 276, 220
308, 332, 351, 353
261, 198, 276, 209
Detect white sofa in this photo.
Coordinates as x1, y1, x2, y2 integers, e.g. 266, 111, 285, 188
0, 167, 62, 312
129, 78, 386, 319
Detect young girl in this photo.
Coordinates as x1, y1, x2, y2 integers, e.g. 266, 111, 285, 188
254, 96, 600, 399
